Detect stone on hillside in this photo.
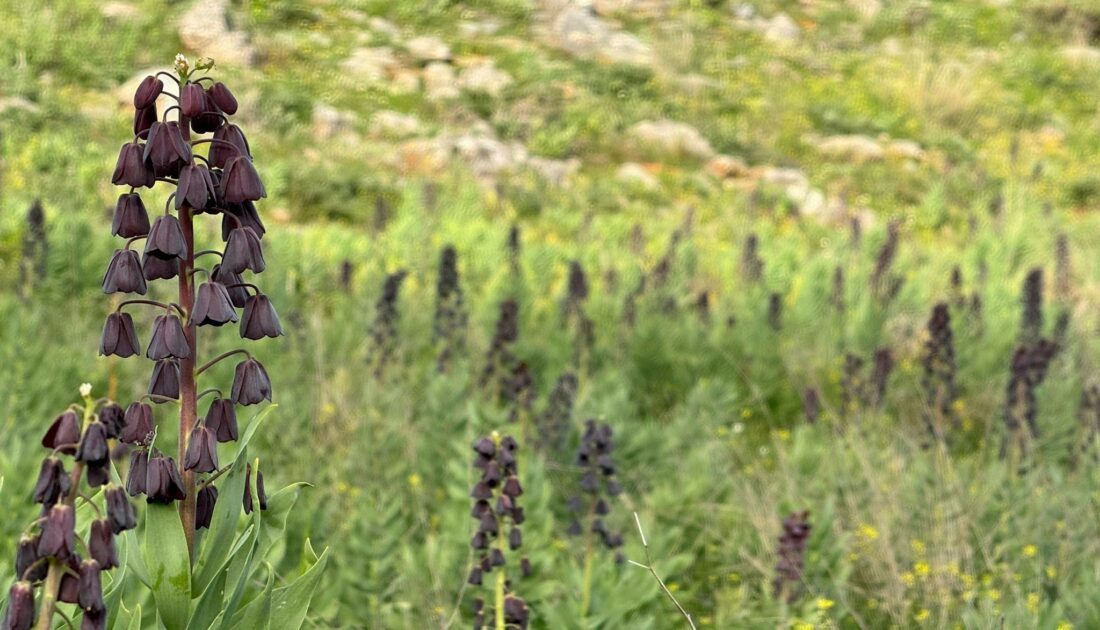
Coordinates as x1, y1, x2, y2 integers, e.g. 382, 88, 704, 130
1061, 45, 1100, 65
370, 111, 423, 139
407, 36, 452, 64
761, 13, 800, 44
341, 47, 398, 81
593, 0, 669, 17
368, 17, 402, 39
814, 134, 885, 161
527, 156, 581, 186
423, 62, 459, 100
885, 139, 924, 161
616, 162, 659, 189
458, 62, 514, 97
450, 135, 528, 178
99, 2, 139, 19
547, 7, 654, 67
178, 0, 255, 67
758, 167, 826, 217
459, 19, 502, 38
312, 104, 357, 141
628, 120, 715, 161
706, 154, 750, 180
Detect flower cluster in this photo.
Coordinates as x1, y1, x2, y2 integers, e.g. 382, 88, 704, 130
503, 361, 536, 425
562, 260, 595, 366
17, 199, 48, 301
870, 220, 902, 304
467, 434, 530, 629
567, 420, 624, 560
433, 245, 467, 372
1019, 268, 1044, 344
536, 372, 578, 452
767, 292, 783, 332
741, 233, 764, 283
842, 348, 894, 413
480, 299, 520, 395
1001, 339, 1058, 459
921, 303, 957, 443
802, 388, 820, 425
367, 269, 408, 378
773, 510, 812, 603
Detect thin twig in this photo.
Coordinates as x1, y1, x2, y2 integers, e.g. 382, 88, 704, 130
627, 512, 697, 630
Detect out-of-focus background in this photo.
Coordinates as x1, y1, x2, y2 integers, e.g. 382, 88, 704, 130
4, 0, 1100, 627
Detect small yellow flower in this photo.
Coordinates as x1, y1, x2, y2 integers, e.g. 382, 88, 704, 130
775, 429, 791, 441
915, 609, 930, 622
1027, 593, 1040, 614
667, 583, 680, 592
914, 561, 931, 578
858, 524, 879, 540
911, 539, 926, 555
1023, 544, 1038, 558
408, 473, 422, 489
1056, 622, 1073, 630
901, 571, 915, 587
741, 408, 752, 419
716, 426, 728, 437
1046, 566, 1057, 580
815, 598, 834, 611
987, 589, 1001, 602
727, 572, 740, 582
792, 623, 814, 630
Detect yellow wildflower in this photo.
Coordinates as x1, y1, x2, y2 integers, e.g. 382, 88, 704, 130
858, 524, 879, 541
816, 598, 834, 611
915, 609, 930, 622
914, 561, 931, 578
1027, 593, 1040, 614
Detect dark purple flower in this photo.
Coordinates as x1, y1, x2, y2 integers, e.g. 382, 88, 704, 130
210, 124, 250, 169
126, 450, 149, 497
112, 193, 150, 238
147, 314, 191, 360
205, 397, 238, 443
208, 82, 238, 114
142, 252, 179, 281
111, 142, 155, 188
196, 485, 218, 530
42, 411, 81, 454
15, 535, 46, 582
191, 282, 238, 327
221, 156, 265, 204
145, 454, 186, 504
133, 104, 158, 135
241, 294, 283, 340
99, 403, 125, 439
243, 463, 268, 514
99, 312, 141, 358
82, 609, 107, 630
88, 520, 118, 570
149, 358, 181, 401
32, 457, 71, 507
119, 402, 154, 445
179, 83, 206, 119
78, 559, 104, 613
76, 422, 109, 464
37, 505, 76, 559
191, 90, 225, 134
222, 201, 265, 241
144, 214, 187, 260
222, 227, 265, 274
106, 486, 136, 533
231, 358, 272, 405
86, 460, 111, 488
143, 121, 192, 177
102, 249, 147, 295
1, 581, 34, 630
212, 264, 249, 308
176, 163, 217, 211
184, 424, 218, 473
133, 75, 163, 109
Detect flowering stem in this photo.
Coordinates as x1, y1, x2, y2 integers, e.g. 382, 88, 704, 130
177, 111, 199, 561
579, 499, 597, 619
117, 299, 186, 318
494, 561, 506, 630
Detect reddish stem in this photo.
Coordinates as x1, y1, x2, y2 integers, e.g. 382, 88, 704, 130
177, 112, 198, 560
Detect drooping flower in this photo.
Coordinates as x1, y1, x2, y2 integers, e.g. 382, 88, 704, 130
105, 486, 136, 533
111, 193, 150, 238
76, 422, 110, 464
179, 82, 206, 119
102, 249, 147, 295
88, 520, 118, 570
145, 454, 186, 504
32, 457, 71, 507
99, 403, 125, 439
77, 559, 105, 613
183, 424, 218, 473
191, 282, 238, 327
209, 124, 250, 169
221, 156, 266, 204
111, 142, 155, 188
144, 215, 187, 260
196, 485, 218, 530
37, 505, 76, 559
147, 314, 191, 360
133, 75, 163, 109
42, 411, 81, 454
1, 581, 35, 630
231, 358, 272, 405
240, 294, 283, 340
148, 359, 181, 401
221, 201, 265, 241
212, 264, 249, 308
143, 121, 192, 177
222, 227, 265, 274
208, 82, 238, 114
142, 253, 179, 281
125, 450, 149, 497
176, 163, 217, 211
119, 402, 154, 445
204, 397, 239, 443
99, 312, 141, 358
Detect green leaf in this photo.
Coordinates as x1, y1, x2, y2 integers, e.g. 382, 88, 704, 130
268, 544, 330, 630
186, 570, 227, 630
114, 601, 142, 630
143, 502, 192, 630
228, 561, 275, 628
255, 482, 311, 563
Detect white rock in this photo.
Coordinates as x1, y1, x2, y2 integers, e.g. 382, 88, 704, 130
547, 7, 654, 67
706, 154, 750, 179
628, 119, 715, 161
407, 36, 452, 64
369, 111, 422, 139
178, 0, 255, 67
814, 134, 885, 161
368, 17, 402, 39
423, 62, 460, 99
593, 0, 669, 17
762, 13, 800, 44
99, 2, 139, 19
527, 156, 581, 186
457, 62, 514, 97
884, 139, 924, 161
1061, 45, 1100, 65
616, 162, 659, 189
459, 19, 502, 38
341, 47, 398, 81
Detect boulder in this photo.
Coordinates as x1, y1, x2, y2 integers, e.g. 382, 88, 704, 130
407, 36, 452, 64
341, 47, 399, 81
178, 0, 255, 67
457, 62, 514, 97
628, 120, 715, 161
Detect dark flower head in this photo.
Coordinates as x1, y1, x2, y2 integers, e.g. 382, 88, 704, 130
243, 464, 268, 514
58, 558, 79, 604
184, 424, 219, 473
191, 281, 238, 327
222, 201, 265, 241
111, 142, 154, 188
86, 460, 110, 488
133, 104, 158, 136
42, 411, 81, 454
144, 214, 188, 260
102, 249, 147, 295
222, 227, 266, 274
221, 156, 266, 204
191, 90, 225, 134
205, 397, 239, 442
212, 264, 249, 308
119, 402, 154, 445
16, 535, 47, 582
76, 422, 109, 464
503, 596, 529, 629
208, 82, 238, 114
231, 358, 272, 406
241, 294, 283, 340
196, 485, 218, 530
82, 609, 108, 630
105, 486, 136, 533
33, 457, 71, 507
143, 121, 192, 177
180, 82, 206, 119
509, 527, 523, 550
467, 567, 483, 586
148, 358, 181, 402
142, 252, 179, 281
112, 193, 150, 238
38, 504, 76, 559
176, 163, 217, 211
1, 581, 35, 630
99, 312, 141, 358
145, 454, 186, 504
78, 559, 105, 614
210, 124, 250, 169
98, 403, 125, 439
126, 449, 149, 496
88, 519, 118, 570
147, 314, 191, 360
133, 75, 163, 109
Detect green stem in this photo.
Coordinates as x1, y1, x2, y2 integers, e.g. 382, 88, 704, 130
495, 564, 506, 630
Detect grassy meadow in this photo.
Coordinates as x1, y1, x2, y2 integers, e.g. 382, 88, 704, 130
3, 0, 1100, 628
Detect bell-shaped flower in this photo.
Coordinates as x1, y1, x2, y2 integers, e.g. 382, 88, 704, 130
88, 520, 118, 570
209, 124, 250, 169
222, 200, 265, 240
99, 403, 125, 439
147, 314, 190, 360
111, 142, 155, 188
111, 193, 150, 238
102, 249, 147, 295
142, 252, 179, 281
196, 485, 218, 530
184, 424, 219, 473
145, 454, 186, 504
42, 411, 81, 454
32, 457, 71, 507
179, 82, 206, 119
191, 281, 238, 326
212, 264, 249, 308
240, 293, 283, 340
2, 581, 35, 630
126, 450, 149, 497
99, 312, 141, 358
76, 422, 110, 464
77, 559, 105, 614
148, 358, 181, 402
105, 487, 136, 533
133, 75, 163, 109
37, 504, 76, 559
222, 227, 266, 274
144, 214, 187, 260
15, 535, 47, 582
231, 358, 271, 405
133, 104, 157, 135
143, 121, 192, 177
205, 397, 239, 442
208, 82, 238, 114
119, 402, 154, 445
221, 156, 265, 203
176, 163, 217, 210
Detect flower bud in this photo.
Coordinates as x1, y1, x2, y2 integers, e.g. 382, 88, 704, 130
147, 314, 191, 361
111, 142, 155, 188
179, 83, 206, 119
133, 104, 158, 135
221, 156, 266, 204
98, 403, 125, 440
210, 124, 250, 169
184, 424, 218, 473
78, 559, 105, 613
509, 527, 522, 550
111, 193, 151, 238
241, 294, 283, 340
76, 422, 109, 464
191, 91, 225, 134
37, 504, 76, 559
105, 486, 136, 533
191, 282, 238, 327
176, 163, 217, 211
145, 454, 186, 504
82, 609, 107, 630
143, 121, 192, 178
196, 485, 218, 530
126, 449, 149, 497
242, 464, 268, 514
88, 520, 118, 570
119, 402, 154, 445
142, 252, 180, 281
102, 249, 147, 295
467, 567, 482, 586
144, 215, 187, 260
205, 397, 239, 442
231, 358, 272, 406
1, 581, 35, 630
133, 75, 163, 109
148, 358, 181, 401
42, 411, 81, 454
208, 82, 238, 114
